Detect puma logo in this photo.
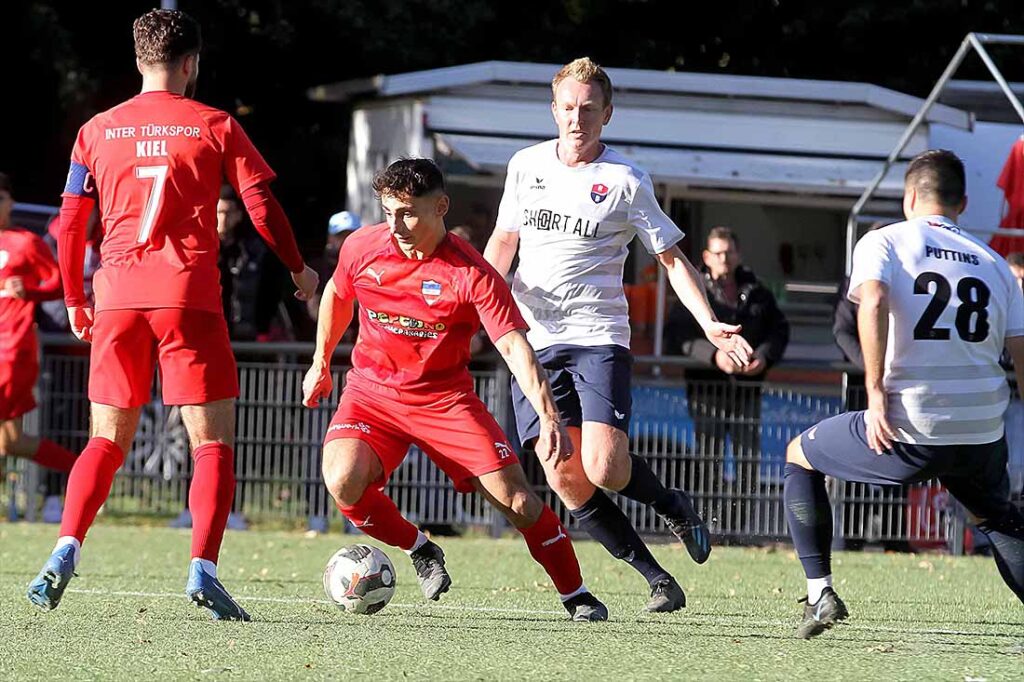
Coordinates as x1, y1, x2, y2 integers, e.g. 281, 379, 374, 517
365, 267, 385, 286
614, 410, 626, 420
353, 516, 373, 528
541, 529, 567, 547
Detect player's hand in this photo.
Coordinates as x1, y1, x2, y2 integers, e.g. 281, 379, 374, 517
67, 306, 95, 343
865, 390, 897, 455
292, 265, 319, 302
736, 350, 766, 376
302, 360, 333, 408
3, 276, 26, 299
714, 349, 741, 374
536, 417, 573, 467
705, 322, 753, 367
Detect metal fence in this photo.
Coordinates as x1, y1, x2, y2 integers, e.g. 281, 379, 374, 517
5, 338, 1020, 553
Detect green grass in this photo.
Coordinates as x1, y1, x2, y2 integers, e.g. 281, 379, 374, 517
1, 523, 1021, 681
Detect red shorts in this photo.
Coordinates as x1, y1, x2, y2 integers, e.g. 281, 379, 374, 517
89, 308, 239, 408
324, 383, 519, 493
0, 354, 38, 421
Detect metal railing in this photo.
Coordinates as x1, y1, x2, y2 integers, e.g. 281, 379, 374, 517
5, 338, 1018, 553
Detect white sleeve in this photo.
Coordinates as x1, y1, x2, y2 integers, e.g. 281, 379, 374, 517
630, 174, 683, 254
1005, 271, 1024, 338
494, 156, 521, 233
848, 231, 893, 304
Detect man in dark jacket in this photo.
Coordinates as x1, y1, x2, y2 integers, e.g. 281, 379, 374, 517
664, 227, 789, 532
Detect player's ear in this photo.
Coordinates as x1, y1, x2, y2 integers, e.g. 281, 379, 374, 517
136, 58, 145, 76
959, 194, 968, 215
603, 103, 613, 125
436, 194, 450, 218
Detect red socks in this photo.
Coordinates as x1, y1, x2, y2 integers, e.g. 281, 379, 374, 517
32, 438, 78, 473
518, 506, 584, 596
189, 443, 236, 563
338, 486, 419, 550
58, 437, 124, 542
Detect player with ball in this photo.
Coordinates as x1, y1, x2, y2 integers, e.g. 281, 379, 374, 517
303, 158, 608, 621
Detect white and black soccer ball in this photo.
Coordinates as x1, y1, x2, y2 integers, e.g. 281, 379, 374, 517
322, 544, 397, 615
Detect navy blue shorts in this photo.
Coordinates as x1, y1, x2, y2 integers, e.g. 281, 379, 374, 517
512, 344, 632, 445
800, 411, 1013, 521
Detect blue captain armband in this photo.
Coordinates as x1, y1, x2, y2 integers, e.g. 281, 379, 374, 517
64, 161, 98, 199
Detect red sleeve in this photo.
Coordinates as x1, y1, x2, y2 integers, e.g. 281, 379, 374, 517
219, 115, 276, 195
998, 139, 1022, 195
331, 237, 358, 300
58, 195, 95, 307
467, 257, 529, 342
239, 182, 304, 273
23, 235, 61, 302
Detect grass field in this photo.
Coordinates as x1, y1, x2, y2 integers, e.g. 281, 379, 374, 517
1, 523, 1021, 680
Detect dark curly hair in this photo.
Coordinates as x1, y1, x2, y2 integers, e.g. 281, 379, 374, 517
133, 9, 201, 66
372, 158, 446, 198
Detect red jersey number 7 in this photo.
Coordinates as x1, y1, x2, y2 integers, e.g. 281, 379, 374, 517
135, 165, 168, 243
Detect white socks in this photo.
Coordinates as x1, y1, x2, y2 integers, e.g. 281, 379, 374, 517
54, 536, 81, 570
191, 557, 218, 578
807, 575, 833, 604
404, 531, 429, 555
558, 584, 589, 603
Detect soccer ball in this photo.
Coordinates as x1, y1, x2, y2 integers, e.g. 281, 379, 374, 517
322, 544, 397, 615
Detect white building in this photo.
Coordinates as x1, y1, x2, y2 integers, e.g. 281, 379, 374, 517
309, 62, 1019, 354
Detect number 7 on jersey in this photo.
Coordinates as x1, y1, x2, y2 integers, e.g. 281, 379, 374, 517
135, 165, 168, 243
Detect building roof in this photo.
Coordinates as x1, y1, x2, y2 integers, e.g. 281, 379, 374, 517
309, 60, 969, 129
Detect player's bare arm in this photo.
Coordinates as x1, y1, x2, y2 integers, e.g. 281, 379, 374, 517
493, 329, 572, 465
483, 228, 520, 279
857, 279, 898, 454
302, 278, 354, 407
656, 245, 753, 367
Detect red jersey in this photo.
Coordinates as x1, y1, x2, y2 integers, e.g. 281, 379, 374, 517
63, 91, 275, 313
0, 227, 61, 359
333, 225, 527, 400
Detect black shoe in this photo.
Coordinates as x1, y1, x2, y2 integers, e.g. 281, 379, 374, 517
646, 577, 686, 613
796, 587, 849, 639
409, 540, 452, 601
661, 489, 712, 564
563, 591, 609, 622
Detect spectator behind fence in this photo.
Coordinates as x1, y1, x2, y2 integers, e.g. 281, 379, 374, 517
307, 211, 360, 330
217, 185, 297, 341
664, 226, 790, 529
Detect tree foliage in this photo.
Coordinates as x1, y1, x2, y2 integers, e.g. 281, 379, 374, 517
4, 0, 1024, 247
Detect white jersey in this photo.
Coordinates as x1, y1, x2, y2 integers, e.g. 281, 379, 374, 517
849, 215, 1024, 445
495, 140, 683, 350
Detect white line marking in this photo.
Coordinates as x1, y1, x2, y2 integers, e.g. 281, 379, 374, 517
66, 588, 563, 616
62, 588, 1017, 638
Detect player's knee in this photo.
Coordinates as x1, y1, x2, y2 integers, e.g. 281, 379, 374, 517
322, 447, 373, 507
507, 489, 542, 526
583, 455, 628, 491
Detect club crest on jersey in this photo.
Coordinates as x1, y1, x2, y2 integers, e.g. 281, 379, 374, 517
421, 279, 442, 305
590, 183, 610, 204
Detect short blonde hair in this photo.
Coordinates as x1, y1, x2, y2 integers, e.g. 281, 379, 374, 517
552, 57, 613, 107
